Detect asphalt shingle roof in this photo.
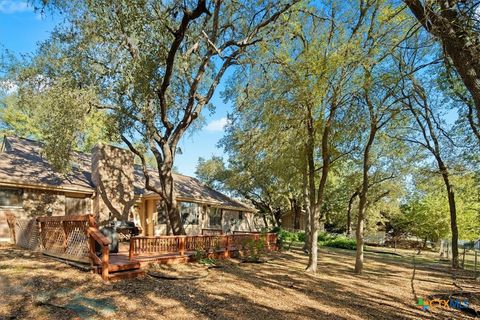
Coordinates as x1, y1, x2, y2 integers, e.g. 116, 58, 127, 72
0, 136, 253, 211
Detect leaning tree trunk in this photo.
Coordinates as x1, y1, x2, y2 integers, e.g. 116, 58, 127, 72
262, 212, 270, 229
355, 109, 377, 274
440, 168, 459, 268
405, 0, 480, 140
120, 135, 186, 235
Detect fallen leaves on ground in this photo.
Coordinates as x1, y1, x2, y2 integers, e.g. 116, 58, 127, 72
0, 243, 478, 320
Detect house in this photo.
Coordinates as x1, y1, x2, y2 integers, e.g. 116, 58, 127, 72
0, 136, 258, 241
281, 210, 305, 231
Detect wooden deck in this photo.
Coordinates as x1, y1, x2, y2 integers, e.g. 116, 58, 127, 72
7, 214, 278, 281
115, 247, 252, 267
107, 234, 279, 279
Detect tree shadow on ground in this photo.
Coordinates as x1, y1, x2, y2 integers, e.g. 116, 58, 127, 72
1, 244, 478, 320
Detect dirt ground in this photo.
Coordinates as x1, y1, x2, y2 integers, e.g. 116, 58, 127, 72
0, 243, 478, 320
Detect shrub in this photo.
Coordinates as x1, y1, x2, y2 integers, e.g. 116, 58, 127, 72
272, 227, 305, 249
317, 232, 335, 242
272, 228, 357, 250
243, 237, 266, 262
297, 231, 306, 242
320, 236, 356, 250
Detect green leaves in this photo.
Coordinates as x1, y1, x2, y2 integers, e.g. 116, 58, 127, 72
1, 78, 114, 172
398, 174, 480, 241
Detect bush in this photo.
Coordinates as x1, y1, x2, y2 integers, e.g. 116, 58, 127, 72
320, 236, 356, 250
297, 232, 306, 242
272, 228, 305, 249
317, 232, 335, 242
273, 228, 356, 250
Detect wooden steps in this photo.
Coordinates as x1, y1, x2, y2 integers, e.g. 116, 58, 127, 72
107, 269, 144, 281
108, 254, 141, 272
97, 253, 144, 281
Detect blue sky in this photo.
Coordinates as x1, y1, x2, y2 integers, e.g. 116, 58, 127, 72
0, 0, 230, 177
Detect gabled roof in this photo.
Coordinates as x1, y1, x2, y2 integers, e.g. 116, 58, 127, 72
134, 168, 254, 211
0, 136, 254, 211
0, 136, 93, 193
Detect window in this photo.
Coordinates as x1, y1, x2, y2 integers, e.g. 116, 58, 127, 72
179, 202, 199, 225
65, 196, 91, 215
0, 188, 23, 207
239, 212, 244, 220
209, 207, 222, 227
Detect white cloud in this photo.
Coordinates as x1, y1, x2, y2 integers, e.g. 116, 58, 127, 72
205, 117, 230, 132
0, 1, 31, 14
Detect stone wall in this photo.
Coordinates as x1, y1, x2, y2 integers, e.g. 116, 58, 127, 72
23, 189, 65, 218
0, 188, 66, 241
222, 210, 254, 233
91, 144, 135, 224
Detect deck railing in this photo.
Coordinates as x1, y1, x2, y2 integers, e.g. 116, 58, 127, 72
129, 233, 277, 260
36, 214, 111, 281
201, 228, 224, 235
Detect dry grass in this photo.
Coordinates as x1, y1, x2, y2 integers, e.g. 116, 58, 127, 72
0, 243, 478, 320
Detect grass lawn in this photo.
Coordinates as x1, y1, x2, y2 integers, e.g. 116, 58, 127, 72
0, 243, 478, 319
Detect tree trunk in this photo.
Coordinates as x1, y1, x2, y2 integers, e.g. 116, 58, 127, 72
354, 100, 377, 274
306, 206, 319, 272
405, 0, 480, 138
161, 167, 186, 235
292, 198, 301, 230
355, 202, 366, 274
306, 102, 336, 273
347, 190, 359, 237
441, 169, 459, 268
271, 206, 282, 227
158, 202, 172, 235
302, 165, 311, 252
262, 212, 270, 229
305, 105, 318, 273
355, 171, 371, 274
401, 72, 461, 269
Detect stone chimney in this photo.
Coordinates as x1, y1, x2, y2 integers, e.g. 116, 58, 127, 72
91, 144, 135, 224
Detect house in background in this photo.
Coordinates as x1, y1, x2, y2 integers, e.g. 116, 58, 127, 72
0, 136, 258, 241
281, 210, 305, 231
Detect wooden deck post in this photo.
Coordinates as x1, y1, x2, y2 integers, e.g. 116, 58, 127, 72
62, 221, 68, 253
224, 235, 229, 258
129, 238, 134, 261
179, 236, 185, 256
101, 245, 109, 281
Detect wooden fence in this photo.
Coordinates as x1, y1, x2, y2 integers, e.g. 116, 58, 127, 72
37, 215, 92, 263
5, 213, 41, 251
129, 233, 277, 260
7, 214, 112, 280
